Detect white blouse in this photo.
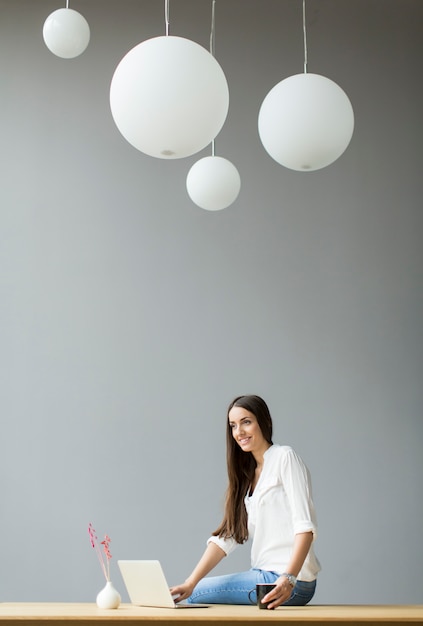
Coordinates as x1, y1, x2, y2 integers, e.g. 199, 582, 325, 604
208, 444, 321, 581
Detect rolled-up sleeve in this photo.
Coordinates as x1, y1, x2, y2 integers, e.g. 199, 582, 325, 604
207, 534, 238, 555
280, 448, 318, 539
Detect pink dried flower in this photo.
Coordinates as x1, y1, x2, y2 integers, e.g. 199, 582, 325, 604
88, 523, 112, 581
101, 536, 112, 561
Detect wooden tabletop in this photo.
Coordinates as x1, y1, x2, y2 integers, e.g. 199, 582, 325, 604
0, 603, 423, 626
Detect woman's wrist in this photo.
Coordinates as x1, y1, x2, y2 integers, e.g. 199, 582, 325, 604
281, 572, 297, 587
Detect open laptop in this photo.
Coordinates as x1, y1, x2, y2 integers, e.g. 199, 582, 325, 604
118, 559, 209, 609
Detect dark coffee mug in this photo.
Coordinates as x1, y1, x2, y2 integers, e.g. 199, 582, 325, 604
248, 583, 277, 609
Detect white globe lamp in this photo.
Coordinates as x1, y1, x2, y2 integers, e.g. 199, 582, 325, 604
186, 156, 241, 211
43, 8, 90, 59
110, 36, 229, 159
258, 73, 354, 171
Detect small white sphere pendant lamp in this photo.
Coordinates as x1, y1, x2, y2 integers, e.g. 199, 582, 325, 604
186, 1, 240, 211
258, 0, 354, 171
187, 153, 241, 211
109, 0, 229, 159
43, 2, 90, 59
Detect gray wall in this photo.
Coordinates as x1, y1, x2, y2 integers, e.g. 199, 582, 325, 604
1, 0, 422, 605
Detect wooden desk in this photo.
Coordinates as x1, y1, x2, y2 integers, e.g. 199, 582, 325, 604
0, 603, 423, 626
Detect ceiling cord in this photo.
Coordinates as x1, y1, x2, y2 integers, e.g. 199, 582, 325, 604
165, 0, 170, 36
303, 0, 308, 73
210, 0, 216, 156
210, 0, 216, 57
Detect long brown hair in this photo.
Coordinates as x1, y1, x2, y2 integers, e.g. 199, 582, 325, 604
212, 395, 273, 544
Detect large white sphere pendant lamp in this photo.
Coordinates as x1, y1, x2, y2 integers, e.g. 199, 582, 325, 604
43, 3, 90, 59
187, 155, 241, 211
110, 33, 229, 159
258, 73, 354, 171
258, 0, 354, 172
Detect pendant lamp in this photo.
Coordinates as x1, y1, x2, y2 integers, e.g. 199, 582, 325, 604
258, 0, 354, 171
109, 0, 229, 159
187, 154, 241, 211
43, 1, 90, 59
186, 1, 240, 211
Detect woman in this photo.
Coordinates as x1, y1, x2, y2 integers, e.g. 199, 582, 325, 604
170, 395, 320, 609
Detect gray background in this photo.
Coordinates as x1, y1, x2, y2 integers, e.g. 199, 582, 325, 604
1, 0, 422, 606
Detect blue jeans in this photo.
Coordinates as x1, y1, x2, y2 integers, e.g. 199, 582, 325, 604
187, 568, 316, 606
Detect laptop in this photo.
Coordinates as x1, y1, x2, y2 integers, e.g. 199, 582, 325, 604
118, 559, 209, 609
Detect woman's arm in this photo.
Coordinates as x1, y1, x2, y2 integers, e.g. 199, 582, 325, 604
263, 531, 314, 609
283, 530, 314, 579
169, 541, 226, 603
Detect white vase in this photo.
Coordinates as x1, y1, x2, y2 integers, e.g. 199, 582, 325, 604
96, 580, 121, 609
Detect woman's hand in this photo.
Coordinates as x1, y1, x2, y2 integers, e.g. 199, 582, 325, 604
262, 575, 294, 609
169, 581, 195, 604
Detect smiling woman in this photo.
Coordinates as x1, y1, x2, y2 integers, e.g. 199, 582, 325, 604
170, 395, 321, 610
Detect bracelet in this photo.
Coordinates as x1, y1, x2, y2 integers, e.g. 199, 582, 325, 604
281, 572, 297, 587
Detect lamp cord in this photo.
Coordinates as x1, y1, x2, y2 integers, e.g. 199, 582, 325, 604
210, 0, 216, 157
165, 0, 170, 36
302, 0, 308, 73
210, 0, 216, 57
